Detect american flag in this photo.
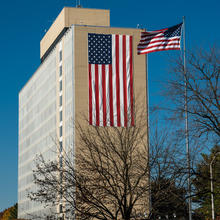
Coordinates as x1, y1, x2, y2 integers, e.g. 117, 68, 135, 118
88, 33, 134, 127
137, 23, 183, 54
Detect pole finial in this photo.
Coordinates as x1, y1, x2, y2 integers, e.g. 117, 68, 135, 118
76, 0, 82, 8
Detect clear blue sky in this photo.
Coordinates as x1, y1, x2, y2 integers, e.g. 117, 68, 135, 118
0, 0, 219, 211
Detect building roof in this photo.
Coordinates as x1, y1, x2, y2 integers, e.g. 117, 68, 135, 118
40, 7, 110, 60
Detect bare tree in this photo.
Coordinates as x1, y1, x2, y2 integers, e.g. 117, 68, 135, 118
29, 108, 151, 220
166, 46, 220, 140
149, 123, 190, 219
28, 108, 198, 219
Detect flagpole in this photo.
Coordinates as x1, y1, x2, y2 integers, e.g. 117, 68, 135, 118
141, 25, 151, 217
145, 52, 152, 217
183, 16, 192, 220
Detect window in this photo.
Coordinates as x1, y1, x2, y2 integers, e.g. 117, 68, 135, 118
60, 110, 62, 122
60, 186, 63, 198
59, 65, 62, 76
59, 50, 62, 62
59, 204, 63, 213
59, 80, 62, 91
60, 126, 62, 137
59, 141, 63, 152
59, 156, 63, 168
60, 171, 63, 184
60, 96, 62, 107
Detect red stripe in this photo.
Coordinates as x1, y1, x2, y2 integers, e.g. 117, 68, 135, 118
140, 33, 164, 42
89, 34, 134, 127
146, 42, 180, 49
141, 32, 162, 37
88, 64, 92, 125
138, 43, 181, 52
95, 64, 99, 126
123, 35, 128, 127
138, 43, 180, 53
129, 36, 134, 126
115, 35, 121, 127
138, 47, 181, 55
109, 64, 114, 126
102, 65, 106, 126
139, 37, 180, 46
141, 28, 168, 36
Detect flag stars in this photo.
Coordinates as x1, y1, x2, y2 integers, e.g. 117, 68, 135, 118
88, 33, 112, 64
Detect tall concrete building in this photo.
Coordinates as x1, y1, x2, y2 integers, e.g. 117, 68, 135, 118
18, 7, 147, 219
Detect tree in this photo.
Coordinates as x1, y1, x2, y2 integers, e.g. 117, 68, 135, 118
28, 106, 196, 220
150, 177, 188, 219
0, 204, 17, 220
162, 45, 220, 219
29, 110, 151, 220
149, 124, 190, 219
0, 210, 4, 219
166, 46, 220, 140
8, 203, 17, 220
193, 145, 220, 218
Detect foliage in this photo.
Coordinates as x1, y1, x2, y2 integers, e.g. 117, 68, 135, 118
0, 204, 17, 220
149, 124, 190, 219
193, 145, 220, 218
8, 203, 17, 220
150, 177, 188, 219
0, 211, 3, 219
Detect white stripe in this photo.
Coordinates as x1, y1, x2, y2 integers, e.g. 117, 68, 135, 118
91, 64, 96, 125
105, 65, 110, 126
106, 65, 110, 126
139, 36, 180, 46
140, 32, 164, 40
89, 34, 133, 127
112, 35, 117, 126
98, 65, 103, 126
119, 35, 124, 127
126, 36, 131, 127
138, 38, 180, 48
141, 44, 181, 53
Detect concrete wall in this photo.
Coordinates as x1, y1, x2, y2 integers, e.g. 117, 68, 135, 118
40, 7, 110, 59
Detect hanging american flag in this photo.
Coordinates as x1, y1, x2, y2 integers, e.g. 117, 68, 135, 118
88, 33, 134, 127
137, 23, 183, 55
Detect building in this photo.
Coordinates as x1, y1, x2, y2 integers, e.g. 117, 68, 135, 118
18, 7, 147, 219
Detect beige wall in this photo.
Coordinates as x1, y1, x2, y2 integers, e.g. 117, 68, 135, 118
73, 26, 150, 217
74, 26, 147, 122
40, 7, 110, 59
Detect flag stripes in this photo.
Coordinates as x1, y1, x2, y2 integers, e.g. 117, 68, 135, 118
137, 23, 182, 55
88, 34, 134, 127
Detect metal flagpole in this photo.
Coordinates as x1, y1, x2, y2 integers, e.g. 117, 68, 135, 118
145, 53, 152, 217
183, 16, 192, 220
141, 25, 151, 216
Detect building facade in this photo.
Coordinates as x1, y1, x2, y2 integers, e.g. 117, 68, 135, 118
18, 7, 147, 219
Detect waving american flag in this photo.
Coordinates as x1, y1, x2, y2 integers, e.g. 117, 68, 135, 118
137, 23, 183, 55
